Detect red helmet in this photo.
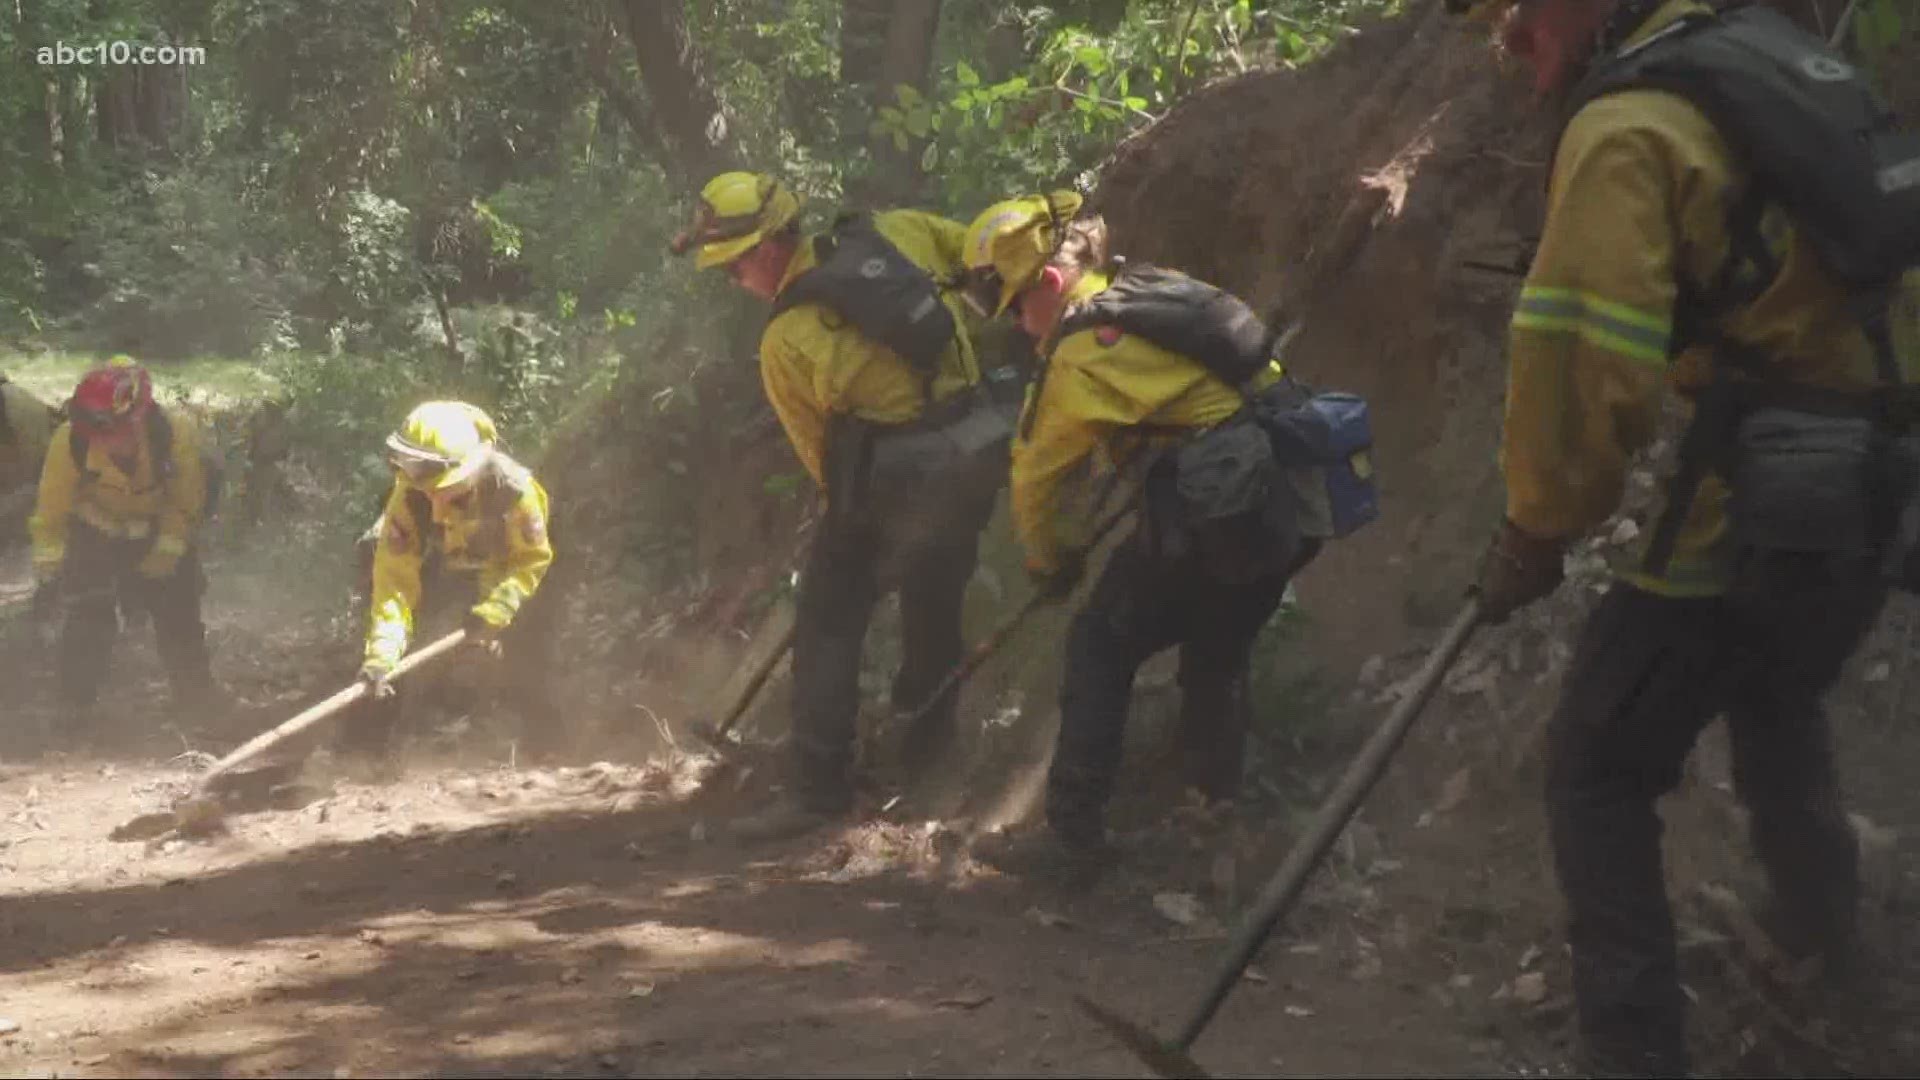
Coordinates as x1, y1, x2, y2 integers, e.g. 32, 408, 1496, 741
69, 358, 154, 436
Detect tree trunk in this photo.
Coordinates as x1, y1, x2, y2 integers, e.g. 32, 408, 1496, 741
615, 0, 736, 188
93, 64, 184, 158
581, 27, 672, 167
43, 77, 63, 169
136, 62, 188, 157
841, 0, 891, 88
95, 68, 141, 153
431, 283, 463, 365
875, 0, 942, 118
847, 0, 943, 208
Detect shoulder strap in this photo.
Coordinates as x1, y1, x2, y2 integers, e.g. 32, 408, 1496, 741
767, 211, 956, 401
1055, 260, 1276, 392
767, 212, 864, 323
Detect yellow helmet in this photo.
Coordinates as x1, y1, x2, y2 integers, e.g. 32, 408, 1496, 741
385, 400, 498, 492
959, 190, 1085, 317
669, 171, 803, 271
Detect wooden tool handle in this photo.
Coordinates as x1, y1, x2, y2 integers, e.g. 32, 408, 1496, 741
196, 629, 470, 786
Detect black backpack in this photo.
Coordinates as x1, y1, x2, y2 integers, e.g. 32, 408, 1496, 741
1570, 3, 1920, 372
1048, 259, 1381, 543
1566, 4, 1920, 574
70, 406, 225, 519
769, 212, 960, 398
1055, 259, 1279, 389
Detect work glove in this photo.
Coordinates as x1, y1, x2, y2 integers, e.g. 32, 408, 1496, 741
1470, 519, 1567, 625
136, 545, 181, 581
1028, 548, 1088, 603
356, 663, 396, 701
463, 611, 504, 659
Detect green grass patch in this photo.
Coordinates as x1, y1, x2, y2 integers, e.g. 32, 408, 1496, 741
1, 350, 281, 408
1249, 599, 1347, 759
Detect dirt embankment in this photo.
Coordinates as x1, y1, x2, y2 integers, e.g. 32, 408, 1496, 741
1092, 2, 1920, 1074
1095, 4, 1553, 675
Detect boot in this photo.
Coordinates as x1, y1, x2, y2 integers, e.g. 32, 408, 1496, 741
969, 822, 1114, 884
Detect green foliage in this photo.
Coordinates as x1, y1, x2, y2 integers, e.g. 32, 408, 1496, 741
83, 162, 297, 358
895, 0, 1404, 211
1852, 0, 1907, 57
326, 189, 416, 342
1, 0, 1411, 584
261, 304, 606, 544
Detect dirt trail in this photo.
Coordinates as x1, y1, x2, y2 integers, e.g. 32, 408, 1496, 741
0, 533, 1565, 1080
6, 495, 1918, 1078
4, 469, 1916, 1079
0, 749, 1545, 1079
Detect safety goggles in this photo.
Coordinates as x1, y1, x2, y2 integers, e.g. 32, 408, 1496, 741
68, 405, 125, 433
667, 204, 767, 257
384, 436, 459, 486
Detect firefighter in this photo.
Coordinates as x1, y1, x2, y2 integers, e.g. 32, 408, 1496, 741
342, 400, 558, 764
28, 359, 223, 723
1455, 0, 1920, 1071
672, 171, 1013, 842
956, 192, 1322, 874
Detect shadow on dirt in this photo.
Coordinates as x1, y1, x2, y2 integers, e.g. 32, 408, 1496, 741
0, 783, 1495, 1079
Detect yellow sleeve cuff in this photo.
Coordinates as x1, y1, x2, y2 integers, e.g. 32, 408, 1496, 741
470, 602, 512, 630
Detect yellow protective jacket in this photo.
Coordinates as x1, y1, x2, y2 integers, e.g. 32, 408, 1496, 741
1, 377, 55, 495
759, 209, 982, 488
363, 454, 554, 672
29, 405, 208, 574
1011, 268, 1254, 574
1500, 0, 1920, 596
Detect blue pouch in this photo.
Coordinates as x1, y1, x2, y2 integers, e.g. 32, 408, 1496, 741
1258, 390, 1379, 539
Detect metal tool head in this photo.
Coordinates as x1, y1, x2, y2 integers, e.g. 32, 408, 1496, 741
1074, 995, 1212, 1079
693, 720, 741, 755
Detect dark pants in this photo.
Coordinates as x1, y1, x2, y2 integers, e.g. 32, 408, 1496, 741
788, 453, 1002, 812
57, 522, 213, 709
1046, 528, 1320, 845
1546, 556, 1884, 1075
337, 557, 559, 757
